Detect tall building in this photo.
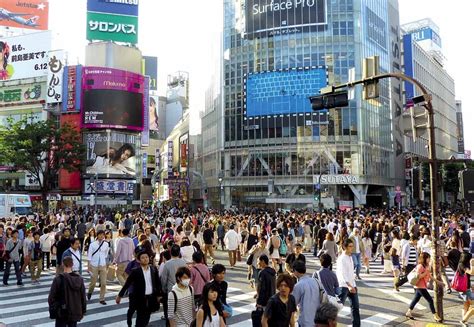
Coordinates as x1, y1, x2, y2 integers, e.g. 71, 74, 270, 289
402, 19, 458, 160
401, 19, 459, 204
209, 0, 403, 209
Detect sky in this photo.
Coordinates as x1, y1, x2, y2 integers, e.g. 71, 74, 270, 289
24, 0, 474, 148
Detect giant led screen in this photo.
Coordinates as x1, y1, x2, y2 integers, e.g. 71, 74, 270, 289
244, 67, 327, 117
245, 0, 327, 39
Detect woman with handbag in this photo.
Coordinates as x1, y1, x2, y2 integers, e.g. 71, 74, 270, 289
405, 252, 442, 322
457, 253, 474, 326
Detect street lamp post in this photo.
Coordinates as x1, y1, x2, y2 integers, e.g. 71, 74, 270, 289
312, 72, 443, 319
218, 176, 223, 211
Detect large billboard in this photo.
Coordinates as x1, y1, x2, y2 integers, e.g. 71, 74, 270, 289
0, 31, 51, 81
149, 95, 159, 139
142, 56, 157, 91
366, 7, 387, 50
245, 0, 327, 39
59, 114, 82, 190
244, 67, 327, 117
141, 76, 150, 146
0, 82, 45, 108
62, 65, 83, 112
85, 131, 140, 178
0, 0, 49, 30
87, 0, 139, 16
86, 11, 138, 44
403, 34, 415, 101
81, 66, 144, 130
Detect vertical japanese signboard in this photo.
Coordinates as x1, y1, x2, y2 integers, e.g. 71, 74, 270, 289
46, 50, 65, 104
167, 140, 173, 177
62, 65, 82, 112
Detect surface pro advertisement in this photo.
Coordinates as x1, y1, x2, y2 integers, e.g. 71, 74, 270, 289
245, 0, 327, 39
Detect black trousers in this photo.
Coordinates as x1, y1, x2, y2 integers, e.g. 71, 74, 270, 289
55, 320, 77, 327
127, 294, 137, 327
135, 295, 155, 327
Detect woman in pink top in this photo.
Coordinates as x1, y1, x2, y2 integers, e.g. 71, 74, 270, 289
406, 252, 442, 322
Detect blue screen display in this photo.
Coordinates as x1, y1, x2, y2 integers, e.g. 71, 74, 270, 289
245, 68, 327, 117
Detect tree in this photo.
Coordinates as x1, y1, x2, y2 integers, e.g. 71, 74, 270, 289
0, 116, 85, 211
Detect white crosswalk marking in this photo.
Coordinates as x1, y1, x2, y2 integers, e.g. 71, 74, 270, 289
0, 252, 459, 326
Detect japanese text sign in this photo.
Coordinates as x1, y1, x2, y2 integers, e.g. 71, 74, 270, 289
0, 31, 51, 81
46, 50, 64, 104
86, 11, 138, 44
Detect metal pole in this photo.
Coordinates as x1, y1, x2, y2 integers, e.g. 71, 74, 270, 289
426, 101, 442, 318
330, 71, 443, 319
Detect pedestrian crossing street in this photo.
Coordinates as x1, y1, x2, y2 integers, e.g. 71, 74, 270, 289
0, 263, 260, 327
0, 255, 464, 326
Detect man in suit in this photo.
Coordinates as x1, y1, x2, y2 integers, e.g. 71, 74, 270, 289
116, 251, 163, 327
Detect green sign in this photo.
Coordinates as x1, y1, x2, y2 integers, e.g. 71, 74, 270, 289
87, 11, 138, 44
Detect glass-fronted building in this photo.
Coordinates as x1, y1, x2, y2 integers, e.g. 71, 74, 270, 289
218, 0, 402, 209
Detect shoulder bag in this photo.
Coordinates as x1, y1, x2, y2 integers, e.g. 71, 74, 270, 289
2, 241, 18, 261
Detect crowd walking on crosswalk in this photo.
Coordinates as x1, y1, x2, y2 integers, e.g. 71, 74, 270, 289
0, 205, 473, 326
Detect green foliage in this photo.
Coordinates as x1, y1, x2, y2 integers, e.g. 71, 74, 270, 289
442, 162, 464, 194
0, 115, 85, 193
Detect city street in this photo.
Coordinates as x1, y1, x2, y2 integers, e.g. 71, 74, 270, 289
0, 248, 464, 326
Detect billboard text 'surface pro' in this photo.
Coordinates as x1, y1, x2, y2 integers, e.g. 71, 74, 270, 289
244, 67, 328, 117
245, 0, 327, 39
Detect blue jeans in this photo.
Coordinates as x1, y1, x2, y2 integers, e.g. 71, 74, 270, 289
352, 253, 361, 277
3, 260, 22, 284
340, 287, 361, 327
409, 288, 436, 313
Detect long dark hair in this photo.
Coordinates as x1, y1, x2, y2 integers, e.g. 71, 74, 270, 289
200, 283, 223, 323
0, 41, 9, 70
111, 143, 135, 164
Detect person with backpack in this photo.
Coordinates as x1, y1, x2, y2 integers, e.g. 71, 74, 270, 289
267, 229, 281, 271
168, 266, 195, 327
292, 260, 320, 327
196, 283, 226, 327
405, 252, 442, 322
116, 251, 163, 327
48, 256, 87, 327
190, 251, 211, 307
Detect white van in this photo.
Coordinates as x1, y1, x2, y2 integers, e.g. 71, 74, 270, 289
0, 194, 33, 218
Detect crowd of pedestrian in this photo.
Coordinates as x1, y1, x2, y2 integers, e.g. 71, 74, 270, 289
0, 205, 473, 326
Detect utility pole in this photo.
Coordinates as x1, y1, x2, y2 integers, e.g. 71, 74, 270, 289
310, 70, 443, 320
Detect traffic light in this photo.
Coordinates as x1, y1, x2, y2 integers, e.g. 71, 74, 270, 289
362, 56, 380, 100
309, 91, 349, 111
402, 105, 428, 141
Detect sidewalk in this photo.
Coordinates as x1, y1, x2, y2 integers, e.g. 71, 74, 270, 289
393, 302, 467, 326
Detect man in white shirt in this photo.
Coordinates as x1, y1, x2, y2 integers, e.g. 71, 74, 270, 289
336, 238, 361, 327
224, 224, 241, 267
87, 230, 110, 305
40, 227, 53, 270
62, 238, 82, 274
